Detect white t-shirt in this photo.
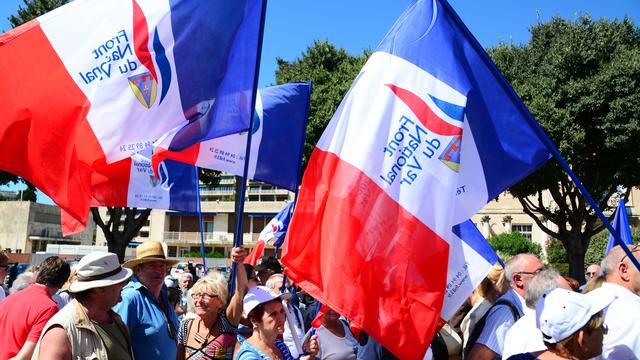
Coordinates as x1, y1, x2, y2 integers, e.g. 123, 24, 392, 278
476, 289, 526, 356
316, 322, 358, 360
596, 283, 640, 360
502, 311, 545, 359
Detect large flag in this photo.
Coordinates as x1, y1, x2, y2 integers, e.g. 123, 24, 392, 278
154, 82, 312, 192
605, 198, 633, 255
281, 0, 551, 358
245, 201, 295, 266
61, 149, 199, 234
0, 0, 264, 228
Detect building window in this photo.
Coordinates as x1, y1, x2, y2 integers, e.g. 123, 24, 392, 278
512, 224, 533, 240
168, 246, 177, 257
204, 221, 214, 233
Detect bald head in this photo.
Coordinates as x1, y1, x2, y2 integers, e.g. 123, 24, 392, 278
505, 253, 543, 297
602, 244, 640, 295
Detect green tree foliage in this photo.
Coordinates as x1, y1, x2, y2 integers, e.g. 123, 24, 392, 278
489, 16, 640, 280
546, 238, 569, 264
183, 251, 225, 258
489, 232, 542, 259
7, 0, 68, 28
583, 231, 609, 266
584, 226, 640, 266
275, 40, 369, 170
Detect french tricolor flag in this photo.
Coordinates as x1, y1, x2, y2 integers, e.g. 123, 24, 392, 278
153, 83, 312, 192
0, 0, 263, 228
282, 0, 550, 358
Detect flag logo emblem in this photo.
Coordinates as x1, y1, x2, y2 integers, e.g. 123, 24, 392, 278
128, 72, 157, 108
386, 84, 465, 173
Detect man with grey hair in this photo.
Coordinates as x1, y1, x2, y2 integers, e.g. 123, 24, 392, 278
266, 273, 306, 358
596, 244, 640, 359
466, 253, 543, 360
502, 269, 571, 359
175, 272, 194, 320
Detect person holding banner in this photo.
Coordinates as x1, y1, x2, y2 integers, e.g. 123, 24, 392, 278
236, 286, 318, 360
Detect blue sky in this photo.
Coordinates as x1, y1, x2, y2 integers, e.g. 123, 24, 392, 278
1, 0, 638, 204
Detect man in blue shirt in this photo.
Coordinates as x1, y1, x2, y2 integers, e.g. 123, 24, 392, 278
114, 241, 179, 360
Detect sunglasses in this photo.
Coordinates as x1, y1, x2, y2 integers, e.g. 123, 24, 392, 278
586, 272, 597, 276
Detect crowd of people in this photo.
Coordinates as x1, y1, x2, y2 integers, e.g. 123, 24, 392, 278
0, 243, 639, 359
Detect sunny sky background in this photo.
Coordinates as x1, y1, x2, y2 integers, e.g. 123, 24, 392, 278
0, 0, 638, 204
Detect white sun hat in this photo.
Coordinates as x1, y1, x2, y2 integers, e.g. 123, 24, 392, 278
242, 285, 282, 318
69, 252, 133, 293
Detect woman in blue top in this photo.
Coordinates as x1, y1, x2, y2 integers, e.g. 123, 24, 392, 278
236, 286, 318, 360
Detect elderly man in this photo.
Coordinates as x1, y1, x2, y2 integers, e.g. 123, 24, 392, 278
598, 244, 640, 359
34, 252, 134, 360
266, 273, 306, 357
466, 253, 543, 360
113, 241, 179, 360
175, 272, 194, 320
0, 256, 70, 360
502, 269, 571, 359
586, 263, 601, 280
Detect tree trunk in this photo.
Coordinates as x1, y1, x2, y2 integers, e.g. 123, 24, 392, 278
566, 237, 587, 283
107, 232, 130, 264
92, 207, 151, 264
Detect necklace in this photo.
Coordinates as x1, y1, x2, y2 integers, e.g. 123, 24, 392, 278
194, 317, 219, 345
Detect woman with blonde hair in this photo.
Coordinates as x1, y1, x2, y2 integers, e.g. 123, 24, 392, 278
176, 248, 248, 360
461, 263, 507, 347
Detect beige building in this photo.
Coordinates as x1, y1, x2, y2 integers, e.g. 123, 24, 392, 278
471, 188, 640, 249
0, 200, 95, 253
89, 178, 640, 259
95, 175, 294, 258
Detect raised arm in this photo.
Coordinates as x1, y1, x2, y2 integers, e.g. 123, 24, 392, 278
226, 247, 249, 325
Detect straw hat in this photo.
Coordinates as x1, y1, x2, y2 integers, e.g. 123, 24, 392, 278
123, 241, 179, 269
69, 252, 132, 293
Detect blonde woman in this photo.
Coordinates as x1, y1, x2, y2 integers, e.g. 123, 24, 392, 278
177, 248, 247, 360
461, 263, 506, 347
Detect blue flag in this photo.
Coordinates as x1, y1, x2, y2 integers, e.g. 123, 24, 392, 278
605, 198, 633, 255
154, 83, 312, 192
159, 0, 266, 151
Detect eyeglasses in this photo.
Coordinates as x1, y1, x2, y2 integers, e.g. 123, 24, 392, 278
586, 272, 597, 277
620, 244, 640, 263
191, 292, 219, 301
516, 268, 543, 276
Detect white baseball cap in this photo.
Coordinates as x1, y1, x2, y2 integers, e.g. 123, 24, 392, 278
69, 252, 132, 293
536, 288, 614, 343
242, 285, 281, 318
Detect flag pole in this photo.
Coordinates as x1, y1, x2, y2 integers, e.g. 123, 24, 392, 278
438, 0, 640, 272
194, 166, 207, 273
229, 0, 269, 296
